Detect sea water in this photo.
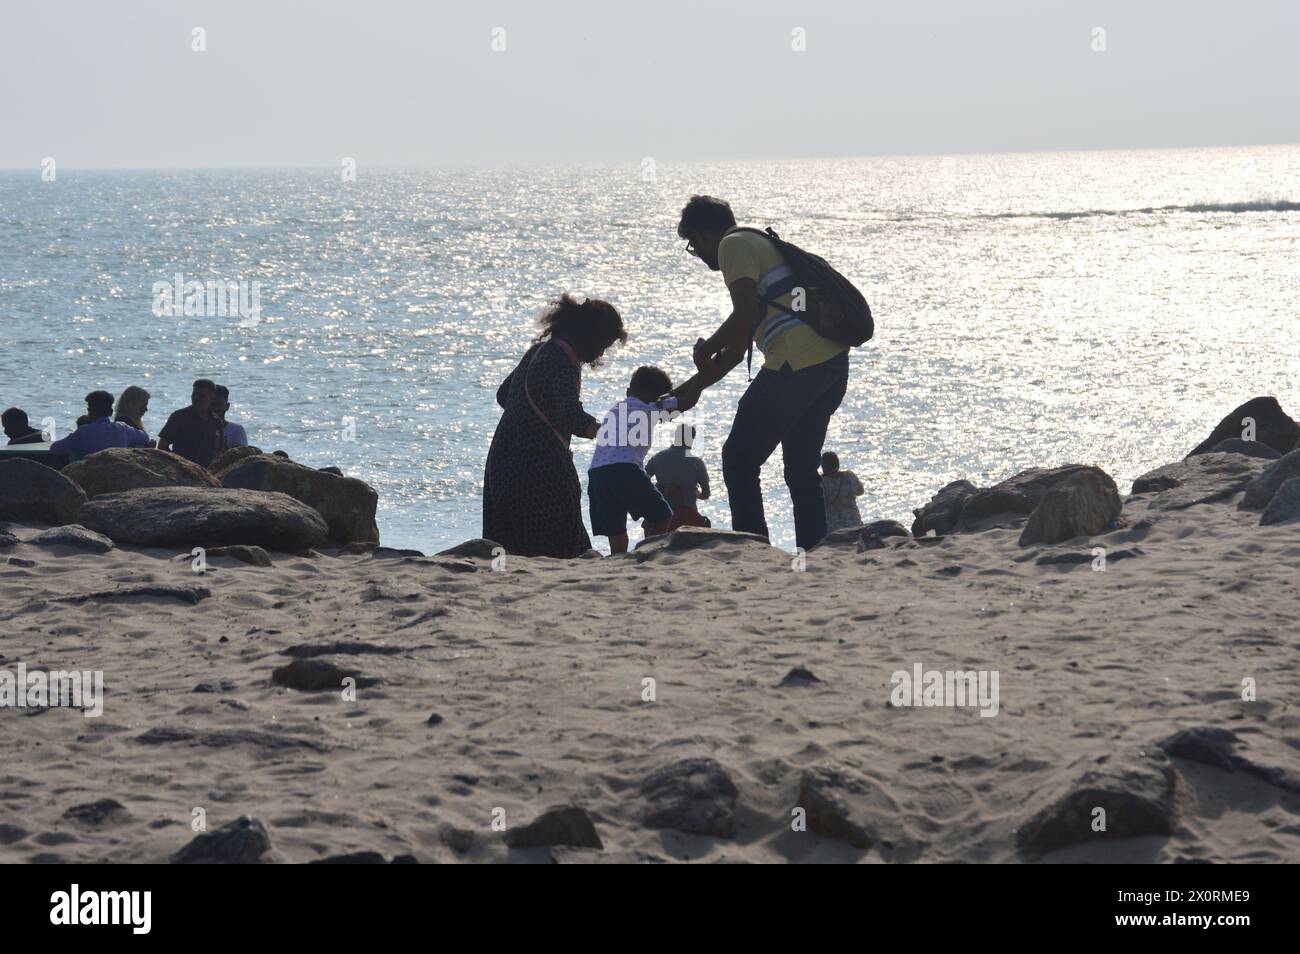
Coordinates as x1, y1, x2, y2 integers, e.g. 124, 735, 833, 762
1, 145, 1296, 553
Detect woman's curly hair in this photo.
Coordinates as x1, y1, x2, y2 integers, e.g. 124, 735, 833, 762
535, 293, 627, 367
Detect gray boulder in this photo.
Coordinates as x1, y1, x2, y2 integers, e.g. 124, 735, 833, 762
796, 764, 880, 850
205, 544, 273, 567
1260, 477, 1300, 526
1239, 448, 1300, 511
1019, 470, 1122, 546
818, 520, 910, 549
640, 758, 739, 839
32, 525, 115, 553
960, 465, 1116, 530
172, 815, 273, 864
0, 459, 87, 526
1210, 438, 1282, 460
503, 806, 602, 850
63, 447, 220, 498
80, 487, 328, 551
436, 538, 504, 559
218, 454, 378, 544
911, 479, 978, 536
1187, 396, 1300, 457
207, 444, 263, 474
633, 526, 772, 562
1016, 748, 1175, 856
1130, 452, 1270, 510
271, 658, 379, 691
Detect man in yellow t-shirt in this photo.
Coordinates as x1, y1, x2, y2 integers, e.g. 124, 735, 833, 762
671, 195, 850, 551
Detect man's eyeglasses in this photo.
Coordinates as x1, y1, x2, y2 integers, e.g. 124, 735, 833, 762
685, 240, 700, 258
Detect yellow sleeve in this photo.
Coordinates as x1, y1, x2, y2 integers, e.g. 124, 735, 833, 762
719, 232, 761, 287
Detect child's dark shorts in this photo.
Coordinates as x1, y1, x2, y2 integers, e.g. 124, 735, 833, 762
587, 463, 673, 537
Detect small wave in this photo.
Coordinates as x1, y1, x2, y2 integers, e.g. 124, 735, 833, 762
981, 199, 1300, 220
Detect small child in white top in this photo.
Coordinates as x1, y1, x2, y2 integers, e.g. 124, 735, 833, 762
588, 366, 680, 554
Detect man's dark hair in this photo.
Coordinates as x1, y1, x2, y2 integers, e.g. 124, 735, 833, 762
193, 379, 216, 394
85, 390, 115, 418
2, 407, 29, 429
536, 293, 628, 366
214, 385, 230, 400
677, 195, 736, 239
630, 365, 672, 398
821, 451, 840, 473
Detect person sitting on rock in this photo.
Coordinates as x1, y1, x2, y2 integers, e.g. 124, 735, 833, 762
158, 379, 225, 467
214, 384, 249, 449
49, 391, 150, 460
821, 451, 864, 532
646, 421, 712, 530
114, 385, 156, 448
2, 407, 47, 445
113, 385, 150, 431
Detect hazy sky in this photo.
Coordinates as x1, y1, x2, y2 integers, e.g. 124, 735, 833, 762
2, 0, 1297, 168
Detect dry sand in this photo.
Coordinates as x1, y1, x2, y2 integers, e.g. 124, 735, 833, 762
1, 488, 1298, 863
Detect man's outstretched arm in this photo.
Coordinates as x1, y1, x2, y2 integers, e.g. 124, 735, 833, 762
694, 278, 760, 373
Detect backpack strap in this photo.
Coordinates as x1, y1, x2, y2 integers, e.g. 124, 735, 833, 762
732, 227, 803, 380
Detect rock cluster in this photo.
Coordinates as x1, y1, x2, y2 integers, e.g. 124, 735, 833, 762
0, 445, 377, 553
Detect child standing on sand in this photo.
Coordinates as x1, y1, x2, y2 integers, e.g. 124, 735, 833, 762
588, 366, 679, 554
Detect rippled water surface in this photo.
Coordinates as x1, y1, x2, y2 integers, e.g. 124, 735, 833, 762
2, 146, 1297, 552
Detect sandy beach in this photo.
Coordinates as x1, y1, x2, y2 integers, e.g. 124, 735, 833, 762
3, 460, 1297, 864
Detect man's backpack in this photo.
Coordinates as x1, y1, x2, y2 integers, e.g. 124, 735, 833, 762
734, 226, 873, 376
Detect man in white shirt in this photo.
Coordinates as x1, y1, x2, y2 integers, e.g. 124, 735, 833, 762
214, 385, 249, 450
587, 366, 679, 554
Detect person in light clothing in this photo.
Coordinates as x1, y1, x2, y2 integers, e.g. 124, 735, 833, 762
587, 366, 679, 555
820, 451, 864, 532
214, 384, 249, 449
646, 421, 712, 530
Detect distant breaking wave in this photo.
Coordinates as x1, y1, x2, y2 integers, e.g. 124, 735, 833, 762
980, 199, 1300, 220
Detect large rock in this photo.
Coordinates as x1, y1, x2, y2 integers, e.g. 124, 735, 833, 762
0, 459, 87, 526
1130, 452, 1270, 510
437, 538, 504, 559
796, 765, 879, 850
32, 525, 115, 553
640, 758, 739, 839
172, 816, 273, 864
1210, 438, 1282, 460
63, 447, 220, 498
911, 479, 978, 536
1015, 748, 1175, 856
1157, 726, 1300, 795
80, 487, 328, 551
271, 658, 379, 692
218, 454, 378, 544
1018, 470, 1122, 545
632, 526, 772, 562
207, 444, 263, 474
503, 806, 602, 850
1187, 396, 1300, 457
959, 465, 1114, 529
818, 520, 910, 549
1260, 478, 1300, 526
1239, 448, 1300, 511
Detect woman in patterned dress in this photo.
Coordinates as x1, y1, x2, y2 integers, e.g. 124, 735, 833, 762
484, 295, 627, 557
